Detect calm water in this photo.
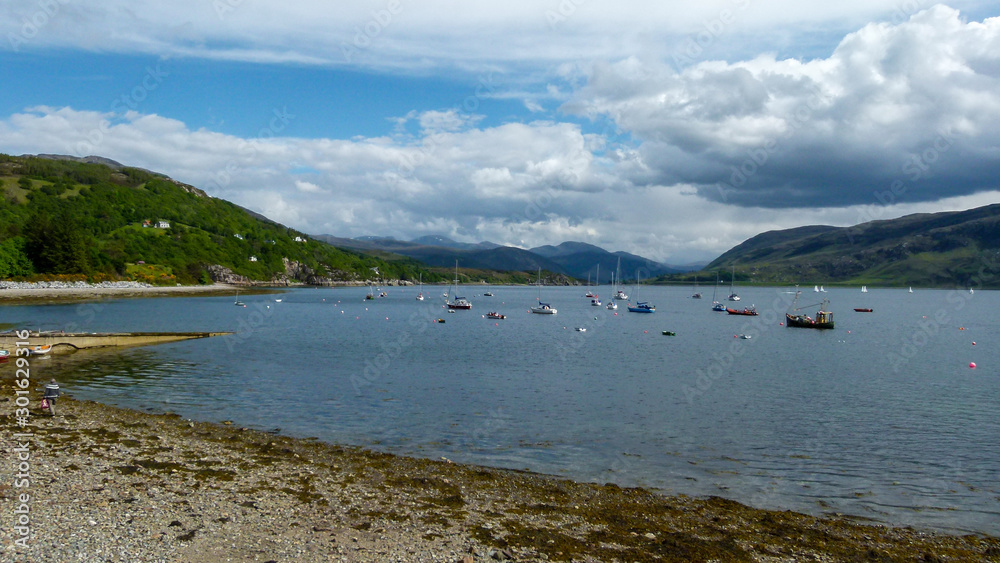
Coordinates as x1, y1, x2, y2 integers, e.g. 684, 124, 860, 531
7, 284, 999, 535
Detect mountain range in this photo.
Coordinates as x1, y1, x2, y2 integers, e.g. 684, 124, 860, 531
313, 235, 691, 282
659, 204, 1000, 288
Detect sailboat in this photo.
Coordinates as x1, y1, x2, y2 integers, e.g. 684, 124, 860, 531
727, 266, 740, 301
234, 289, 245, 307
483, 282, 493, 297
861, 285, 867, 293
530, 268, 557, 314
712, 272, 725, 311
814, 285, 820, 292
627, 269, 655, 313
691, 276, 702, 299
613, 257, 628, 300
585, 270, 596, 298
446, 261, 472, 309
416, 273, 425, 301
605, 272, 617, 309
908, 287, 913, 293
589, 264, 601, 305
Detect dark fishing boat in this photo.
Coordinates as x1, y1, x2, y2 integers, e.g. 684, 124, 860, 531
786, 293, 835, 329
853, 308, 873, 312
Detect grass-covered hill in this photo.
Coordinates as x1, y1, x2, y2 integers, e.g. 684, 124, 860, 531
0, 154, 436, 285
658, 204, 1000, 288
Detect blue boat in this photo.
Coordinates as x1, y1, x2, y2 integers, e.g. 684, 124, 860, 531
626, 269, 655, 313
627, 302, 655, 313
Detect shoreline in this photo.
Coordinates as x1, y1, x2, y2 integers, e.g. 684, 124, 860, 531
0, 283, 281, 306
2, 397, 997, 562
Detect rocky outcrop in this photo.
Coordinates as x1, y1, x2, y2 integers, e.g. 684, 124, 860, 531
206, 265, 252, 285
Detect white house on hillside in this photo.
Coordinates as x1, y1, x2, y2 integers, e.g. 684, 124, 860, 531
157, 220, 170, 229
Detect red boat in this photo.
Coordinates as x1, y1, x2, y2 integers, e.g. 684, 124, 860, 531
726, 307, 758, 316
853, 308, 873, 312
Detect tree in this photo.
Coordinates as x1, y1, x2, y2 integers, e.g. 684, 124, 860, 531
23, 210, 92, 274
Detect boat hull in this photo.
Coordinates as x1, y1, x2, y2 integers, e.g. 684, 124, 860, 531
726, 308, 758, 316
446, 303, 472, 310
853, 308, 873, 312
530, 307, 557, 314
785, 313, 834, 329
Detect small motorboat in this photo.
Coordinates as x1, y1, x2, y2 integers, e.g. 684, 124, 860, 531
662, 331, 676, 336
853, 308, 873, 312
726, 307, 758, 316
0, 349, 9, 359
575, 327, 587, 332
487, 312, 506, 320
29, 345, 52, 355
435, 318, 446, 323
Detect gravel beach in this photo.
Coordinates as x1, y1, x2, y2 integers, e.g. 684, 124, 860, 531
2, 396, 998, 562
0, 282, 267, 306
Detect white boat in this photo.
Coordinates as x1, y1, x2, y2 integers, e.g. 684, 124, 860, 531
0, 349, 9, 359
530, 268, 557, 314
909, 287, 913, 293
274, 298, 282, 302
613, 257, 628, 300
861, 285, 867, 293
814, 285, 820, 292
416, 273, 425, 301
29, 345, 52, 356
591, 297, 602, 306
446, 261, 472, 309
820, 285, 826, 292
727, 266, 740, 301
969, 287, 974, 295
575, 327, 587, 332
234, 289, 245, 306
483, 282, 493, 297
712, 273, 726, 311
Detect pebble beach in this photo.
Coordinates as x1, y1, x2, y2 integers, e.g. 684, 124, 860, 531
2, 396, 999, 562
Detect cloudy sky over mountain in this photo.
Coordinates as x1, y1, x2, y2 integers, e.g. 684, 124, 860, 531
2, 1, 999, 263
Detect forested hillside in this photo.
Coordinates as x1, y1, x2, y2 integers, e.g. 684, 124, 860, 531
0, 154, 429, 284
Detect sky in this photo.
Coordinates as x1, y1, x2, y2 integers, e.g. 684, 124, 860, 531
1, 1, 999, 264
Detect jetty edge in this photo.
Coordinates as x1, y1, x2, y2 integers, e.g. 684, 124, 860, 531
2, 397, 997, 562
0, 331, 233, 352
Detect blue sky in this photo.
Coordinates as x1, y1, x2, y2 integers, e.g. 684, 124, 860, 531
2, 1, 999, 263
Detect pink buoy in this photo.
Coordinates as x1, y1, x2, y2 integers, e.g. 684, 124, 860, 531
972, 341, 976, 345
643, 330, 647, 334
969, 362, 977, 369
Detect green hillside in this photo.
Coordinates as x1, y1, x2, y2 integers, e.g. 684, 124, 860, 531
657, 205, 1000, 288
0, 154, 437, 285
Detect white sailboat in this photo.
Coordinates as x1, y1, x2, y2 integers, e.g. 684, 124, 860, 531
530, 268, 557, 314
607, 271, 618, 309
613, 257, 628, 300
446, 261, 472, 309
234, 289, 245, 306
727, 266, 740, 301
712, 272, 725, 311
908, 287, 913, 293
416, 273, 424, 300
861, 285, 867, 293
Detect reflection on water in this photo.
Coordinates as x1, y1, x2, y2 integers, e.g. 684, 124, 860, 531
3, 286, 999, 535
